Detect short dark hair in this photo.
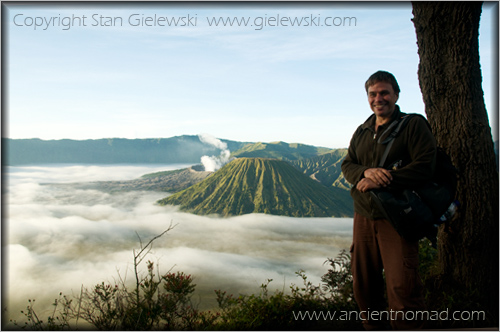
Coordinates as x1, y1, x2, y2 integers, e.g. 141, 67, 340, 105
365, 71, 400, 95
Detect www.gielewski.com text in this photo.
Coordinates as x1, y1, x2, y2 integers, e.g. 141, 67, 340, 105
12, 13, 358, 31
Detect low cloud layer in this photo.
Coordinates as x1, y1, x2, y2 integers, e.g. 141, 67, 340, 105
4, 164, 352, 325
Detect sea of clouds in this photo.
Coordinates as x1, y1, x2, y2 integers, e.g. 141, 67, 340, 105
4, 164, 353, 326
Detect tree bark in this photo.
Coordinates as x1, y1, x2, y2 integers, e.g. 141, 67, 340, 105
412, 1, 498, 318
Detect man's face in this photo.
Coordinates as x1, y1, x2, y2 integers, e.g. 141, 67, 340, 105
367, 81, 399, 119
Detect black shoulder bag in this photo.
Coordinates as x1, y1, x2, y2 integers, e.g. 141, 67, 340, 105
369, 115, 458, 245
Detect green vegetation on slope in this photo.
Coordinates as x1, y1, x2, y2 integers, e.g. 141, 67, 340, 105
290, 149, 351, 190
231, 141, 332, 161
158, 158, 353, 217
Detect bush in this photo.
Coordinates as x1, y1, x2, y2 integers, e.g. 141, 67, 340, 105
14, 231, 491, 331
9, 246, 360, 331
211, 249, 361, 331
12, 296, 73, 331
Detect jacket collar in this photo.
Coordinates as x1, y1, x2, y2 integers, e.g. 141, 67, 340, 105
361, 105, 404, 131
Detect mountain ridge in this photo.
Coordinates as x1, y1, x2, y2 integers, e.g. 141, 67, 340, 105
290, 149, 351, 190
3, 137, 340, 166
58, 166, 213, 193
3, 136, 250, 165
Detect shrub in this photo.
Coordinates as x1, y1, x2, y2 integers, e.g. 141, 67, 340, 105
10, 247, 360, 330
212, 249, 361, 331
12, 296, 72, 331
19, 231, 489, 331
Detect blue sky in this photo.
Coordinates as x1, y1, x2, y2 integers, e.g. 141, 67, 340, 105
4, 2, 497, 149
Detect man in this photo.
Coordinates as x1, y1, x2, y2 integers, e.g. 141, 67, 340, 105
341, 71, 437, 330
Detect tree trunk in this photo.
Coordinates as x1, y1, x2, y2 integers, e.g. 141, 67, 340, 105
412, 1, 498, 320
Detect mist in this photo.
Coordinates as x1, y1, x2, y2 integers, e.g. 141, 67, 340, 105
4, 164, 353, 326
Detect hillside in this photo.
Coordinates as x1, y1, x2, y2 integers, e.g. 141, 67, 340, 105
3, 136, 249, 165
60, 166, 212, 193
290, 149, 351, 190
158, 158, 353, 217
231, 141, 332, 160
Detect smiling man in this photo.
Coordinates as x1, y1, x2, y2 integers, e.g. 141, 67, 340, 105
341, 71, 437, 330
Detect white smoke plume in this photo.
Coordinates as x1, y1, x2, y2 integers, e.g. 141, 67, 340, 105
198, 133, 232, 172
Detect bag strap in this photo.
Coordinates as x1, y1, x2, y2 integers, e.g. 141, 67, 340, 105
378, 115, 412, 167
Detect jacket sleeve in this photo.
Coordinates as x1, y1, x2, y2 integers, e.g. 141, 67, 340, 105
389, 116, 437, 189
341, 126, 369, 186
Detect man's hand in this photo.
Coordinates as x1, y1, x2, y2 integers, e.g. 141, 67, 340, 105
363, 168, 393, 187
356, 178, 381, 193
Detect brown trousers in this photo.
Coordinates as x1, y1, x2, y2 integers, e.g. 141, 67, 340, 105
351, 213, 426, 330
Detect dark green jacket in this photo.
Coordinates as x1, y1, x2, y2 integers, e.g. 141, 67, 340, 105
341, 106, 437, 219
